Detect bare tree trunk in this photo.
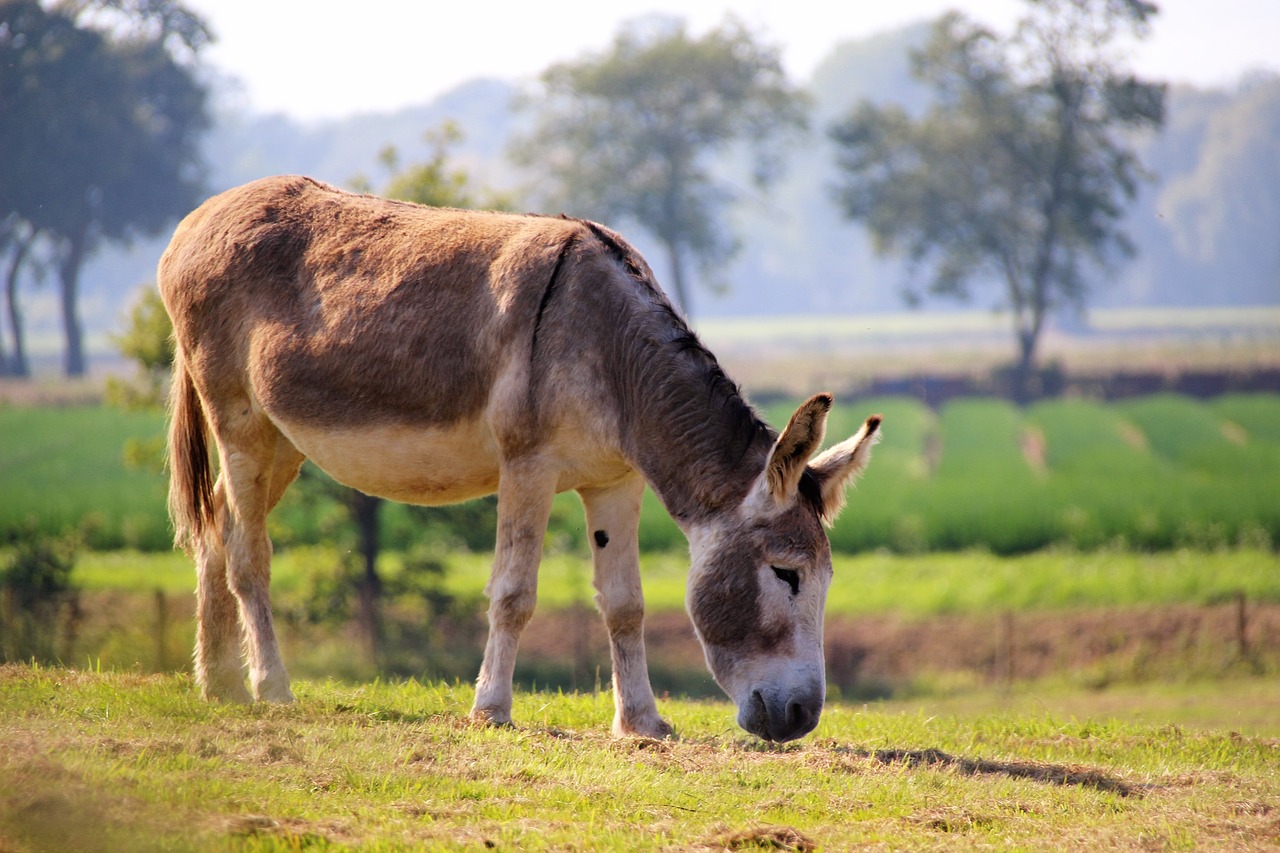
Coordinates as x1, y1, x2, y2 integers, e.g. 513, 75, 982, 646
351, 491, 383, 666
1006, 256, 1049, 404
1012, 325, 1038, 404
2, 230, 34, 377
57, 227, 88, 377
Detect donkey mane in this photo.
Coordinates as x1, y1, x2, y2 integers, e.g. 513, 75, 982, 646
572, 220, 777, 522
577, 222, 830, 521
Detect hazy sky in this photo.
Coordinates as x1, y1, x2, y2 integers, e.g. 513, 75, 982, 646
184, 0, 1280, 122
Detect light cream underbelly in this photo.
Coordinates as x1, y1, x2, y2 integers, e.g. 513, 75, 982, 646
276, 418, 501, 505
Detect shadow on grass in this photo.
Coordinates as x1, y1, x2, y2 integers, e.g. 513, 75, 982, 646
730, 736, 1139, 798
859, 746, 1142, 798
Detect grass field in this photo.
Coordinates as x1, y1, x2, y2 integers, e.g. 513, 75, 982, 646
72, 547, 1280, 616
2, 665, 1278, 851
0, 405, 170, 550
4, 392, 1279, 554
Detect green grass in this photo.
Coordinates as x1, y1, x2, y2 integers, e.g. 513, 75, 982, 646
1119, 393, 1238, 467
0, 405, 170, 550
1214, 392, 1280, 444
72, 549, 194, 593
874, 677, 1280, 739
75, 547, 1280, 617
2, 665, 1277, 851
822, 548, 1280, 616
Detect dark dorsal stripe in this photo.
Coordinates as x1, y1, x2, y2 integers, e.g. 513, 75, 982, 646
530, 234, 578, 360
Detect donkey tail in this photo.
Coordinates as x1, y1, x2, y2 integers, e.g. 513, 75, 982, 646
167, 350, 216, 554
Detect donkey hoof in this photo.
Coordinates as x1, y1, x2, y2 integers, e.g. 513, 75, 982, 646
254, 677, 296, 704
616, 715, 676, 740
201, 679, 254, 705
257, 688, 296, 704
470, 706, 514, 727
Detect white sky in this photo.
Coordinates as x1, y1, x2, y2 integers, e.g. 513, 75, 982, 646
184, 0, 1280, 122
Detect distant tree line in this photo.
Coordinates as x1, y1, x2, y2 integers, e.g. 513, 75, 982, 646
509, 1, 1164, 399
4, 0, 1196, 388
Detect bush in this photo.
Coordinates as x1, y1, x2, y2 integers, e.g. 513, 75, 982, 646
1, 526, 80, 663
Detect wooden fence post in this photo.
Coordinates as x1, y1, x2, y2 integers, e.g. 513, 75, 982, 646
1234, 591, 1249, 662
999, 610, 1016, 687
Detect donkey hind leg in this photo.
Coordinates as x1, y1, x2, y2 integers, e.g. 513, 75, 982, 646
193, 476, 252, 703
580, 477, 673, 739
471, 457, 558, 726
212, 428, 305, 703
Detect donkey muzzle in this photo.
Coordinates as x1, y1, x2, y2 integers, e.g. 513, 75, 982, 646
740, 685, 823, 742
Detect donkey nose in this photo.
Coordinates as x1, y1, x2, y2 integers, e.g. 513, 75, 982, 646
748, 689, 822, 742
785, 698, 819, 738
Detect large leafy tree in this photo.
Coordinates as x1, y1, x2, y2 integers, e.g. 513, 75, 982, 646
829, 0, 1165, 399
0, 0, 211, 376
511, 16, 807, 316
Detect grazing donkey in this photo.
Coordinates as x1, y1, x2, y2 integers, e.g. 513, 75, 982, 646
160, 176, 880, 742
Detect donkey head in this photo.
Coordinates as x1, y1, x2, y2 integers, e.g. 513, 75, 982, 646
685, 394, 880, 741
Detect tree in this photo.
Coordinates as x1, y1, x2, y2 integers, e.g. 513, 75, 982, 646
351, 121, 516, 211
0, 0, 211, 376
108, 286, 173, 409
0, 218, 41, 376
511, 15, 808, 316
829, 0, 1165, 400
107, 285, 174, 469
1, 523, 79, 664
0, 1, 88, 376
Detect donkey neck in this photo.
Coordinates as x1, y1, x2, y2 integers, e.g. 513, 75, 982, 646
599, 293, 776, 528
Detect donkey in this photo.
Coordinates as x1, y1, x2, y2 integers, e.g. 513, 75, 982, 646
159, 175, 880, 742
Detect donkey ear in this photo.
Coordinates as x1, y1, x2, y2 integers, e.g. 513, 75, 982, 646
808, 414, 882, 525
764, 393, 833, 503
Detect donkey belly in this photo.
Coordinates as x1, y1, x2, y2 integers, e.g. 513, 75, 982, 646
276, 418, 501, 506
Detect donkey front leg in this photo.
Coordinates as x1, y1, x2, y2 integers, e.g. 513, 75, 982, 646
472, 458, 558, 726
580, 477, 673, 739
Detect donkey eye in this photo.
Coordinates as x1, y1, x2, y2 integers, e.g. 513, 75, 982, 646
771, 566, 800, 596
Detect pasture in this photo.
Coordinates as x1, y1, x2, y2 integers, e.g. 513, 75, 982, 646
2, 665, 1278, 851
4, 392, 1277, 696
3, 382, 1279, 849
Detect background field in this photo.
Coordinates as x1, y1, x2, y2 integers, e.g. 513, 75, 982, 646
4, 391, 1278, 554
4, 390, 1276, 694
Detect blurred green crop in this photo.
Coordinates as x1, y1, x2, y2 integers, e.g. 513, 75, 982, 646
2, 393, 1277, 555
